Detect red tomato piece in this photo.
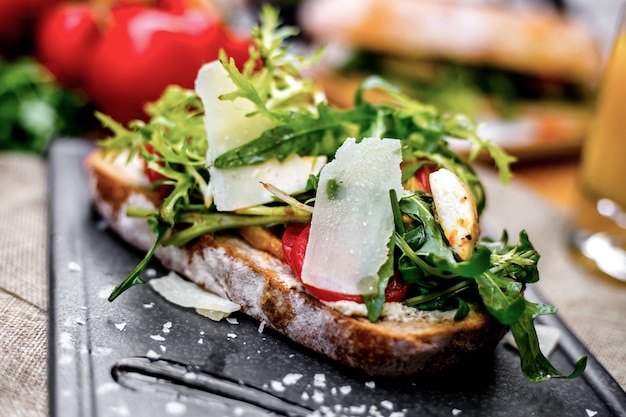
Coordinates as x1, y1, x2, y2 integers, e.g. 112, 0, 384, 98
384, 273, 410, 303
281, 223, 407, 304
414, 160, 438, 194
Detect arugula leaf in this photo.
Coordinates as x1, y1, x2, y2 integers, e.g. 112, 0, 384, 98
510, 300, 587, 381
108, 221, 170, 301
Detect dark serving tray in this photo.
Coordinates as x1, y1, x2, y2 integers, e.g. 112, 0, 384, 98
48, 138, 626, 417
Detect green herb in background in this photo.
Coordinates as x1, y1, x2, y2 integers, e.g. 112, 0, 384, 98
0, 57, 95, 154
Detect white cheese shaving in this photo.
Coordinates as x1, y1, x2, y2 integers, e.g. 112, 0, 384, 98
301, 137, 403, 296
148, 271, 240, 321
195, 61, 326, 211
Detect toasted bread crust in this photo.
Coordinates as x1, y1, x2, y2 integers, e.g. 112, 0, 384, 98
84, 149, 506, 376
299, 0, 601, 85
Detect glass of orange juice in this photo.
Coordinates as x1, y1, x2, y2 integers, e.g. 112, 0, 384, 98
570, 6, 626, 281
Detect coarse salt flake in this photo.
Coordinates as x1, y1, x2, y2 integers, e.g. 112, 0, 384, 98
165, 401, 187, 415
270, 380, 285, 392
150, 334, 165, 341
365, 381, 376, 389
586, 410, 598, 417
282, 373, 303, 386
114, 322, 127, 331
339, 386, 352, 395
68, 261, 82, 272
313, 374, 326, 388
452, 409, 462, 416
380, 400, 394, 410
146, 350, 160, 360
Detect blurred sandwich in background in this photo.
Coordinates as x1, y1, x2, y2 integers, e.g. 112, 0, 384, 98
297, 0, 603, 159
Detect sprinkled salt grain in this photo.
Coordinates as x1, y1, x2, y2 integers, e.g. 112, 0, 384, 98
339, 386, 352, 395
198, 338, 204, 344
143, 302, 155, 309
162, 322, 172, 333
586, 410, 598, 417
301, 392, 310, 401
365, 381, 376, 389
390, 412, 407, 417
330, 387, 337, 395
282, 373, 303, 386
313, 374, 326, 388
270, 380, 285, 392
227, 333, 237, 339
311, 389, 325, 404
114, 322, 127, 331
380, 400, 393, 410
159, 345, 167, 352
226, 317, 239, 325
68, 261, 82, 272
232, 406, 245, 416
146, 349, 160, 360
258, 320, 266, 333
452, 408, 462, 416
165, 401, 187, 415
150, 334, 165, 341
144, 268, 157, 278
349, 405, 367, 414
200, 330, 205, 335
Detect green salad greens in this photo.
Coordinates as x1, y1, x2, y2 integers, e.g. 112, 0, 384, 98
99, 6, 585, 383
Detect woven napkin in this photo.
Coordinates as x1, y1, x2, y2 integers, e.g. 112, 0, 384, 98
0, 153, 48, 417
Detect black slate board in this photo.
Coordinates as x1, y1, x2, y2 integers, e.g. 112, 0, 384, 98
48, 138, 626, 417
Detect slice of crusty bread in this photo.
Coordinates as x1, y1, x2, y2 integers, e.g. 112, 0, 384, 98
299, 0, 602, 85
84, 149, 507, 376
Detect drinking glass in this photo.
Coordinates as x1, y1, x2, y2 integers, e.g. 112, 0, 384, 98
570, 5, 626, 281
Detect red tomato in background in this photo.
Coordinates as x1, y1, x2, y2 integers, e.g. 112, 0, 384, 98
36, 3, 104, 88
0, 0, 61, 56
281, 224, 409, 303
83, 4, 251, 123
34, 0, 252, 123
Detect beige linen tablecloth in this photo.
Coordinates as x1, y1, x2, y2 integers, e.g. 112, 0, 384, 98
1, 151, 625, 417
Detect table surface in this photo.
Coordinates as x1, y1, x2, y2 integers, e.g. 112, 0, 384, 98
1, 148, 625, 417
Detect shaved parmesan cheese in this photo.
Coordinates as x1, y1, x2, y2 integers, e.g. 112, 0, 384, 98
149, 271, 240, 321
195, 61, 326, 211
301, 137, 403, 296
429, 168, 479, 260
206, 155, 327, 211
